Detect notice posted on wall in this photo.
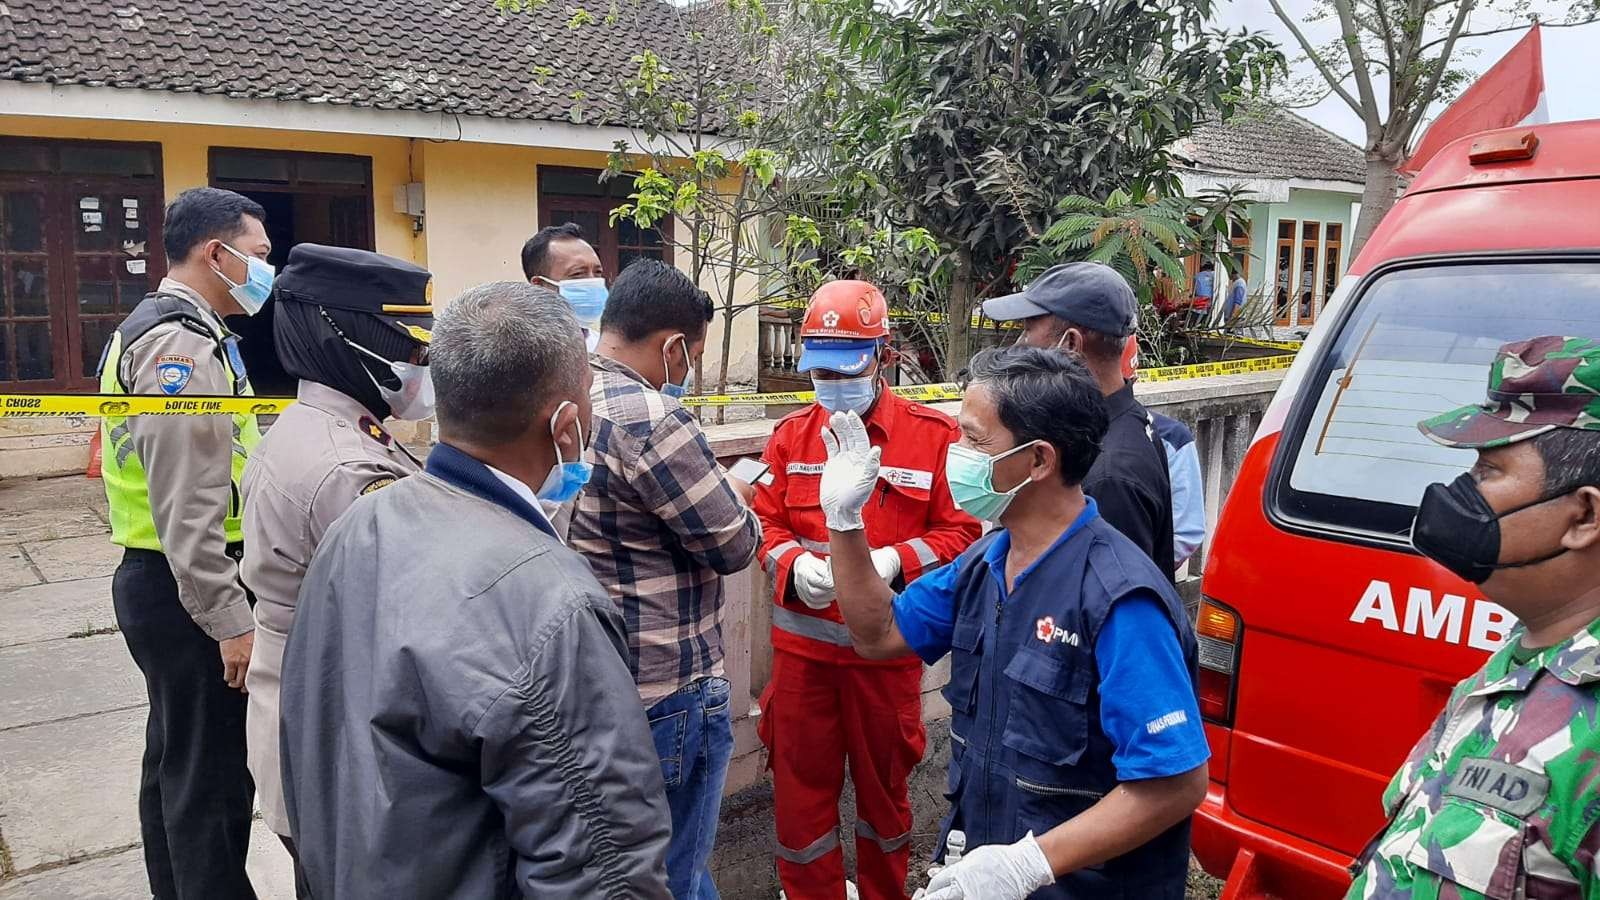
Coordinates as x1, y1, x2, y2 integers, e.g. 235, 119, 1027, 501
79, 196, 100, 211
126, 259, 147, 275
82, 211, 103, 225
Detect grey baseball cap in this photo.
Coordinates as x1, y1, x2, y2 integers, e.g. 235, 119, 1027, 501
983, 262, 1136, 337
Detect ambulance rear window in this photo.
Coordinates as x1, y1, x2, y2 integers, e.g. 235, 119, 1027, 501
1274, 259, 1600, 542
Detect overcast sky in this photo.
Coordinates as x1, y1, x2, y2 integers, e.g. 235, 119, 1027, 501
1215, 0, 1600, 147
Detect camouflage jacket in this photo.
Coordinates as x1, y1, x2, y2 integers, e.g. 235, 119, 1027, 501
1348, 618, 1600, 900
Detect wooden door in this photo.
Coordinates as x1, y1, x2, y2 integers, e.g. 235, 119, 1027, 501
0, 138, 165, 392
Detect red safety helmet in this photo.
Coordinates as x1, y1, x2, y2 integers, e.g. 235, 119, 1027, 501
798, 280, 890, 375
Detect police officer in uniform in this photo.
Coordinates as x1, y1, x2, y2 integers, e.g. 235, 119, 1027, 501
1349, 336, 1600, 899
239, 244, 433, 897
100, 187, 273, 899
819, 346, 1211, 899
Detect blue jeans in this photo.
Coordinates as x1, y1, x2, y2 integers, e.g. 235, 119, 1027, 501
648, 676, 734, 900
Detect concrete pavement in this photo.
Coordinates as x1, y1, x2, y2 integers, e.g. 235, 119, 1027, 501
0, 475, 296, 899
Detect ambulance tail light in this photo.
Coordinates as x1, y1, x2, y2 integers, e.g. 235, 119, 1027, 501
1196, 597, 1241, 725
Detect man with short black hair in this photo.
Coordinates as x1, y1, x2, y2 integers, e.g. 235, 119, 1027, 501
820, 345, 1209, 899
1349, 336, 1600, 899
986, 262, 1176, 576
102, 185, 272, 899
570, 259, 761, 898
282, 282, 671, 899
522, 222, 607, 347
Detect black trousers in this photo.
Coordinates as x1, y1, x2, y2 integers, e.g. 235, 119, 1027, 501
112, 547, 257, 900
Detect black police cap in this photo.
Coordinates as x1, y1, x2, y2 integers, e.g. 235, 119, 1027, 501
272, 244, 433, 343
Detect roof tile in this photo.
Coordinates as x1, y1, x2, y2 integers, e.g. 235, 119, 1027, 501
1176, 106, 1367, 185
0, 0, 722, 127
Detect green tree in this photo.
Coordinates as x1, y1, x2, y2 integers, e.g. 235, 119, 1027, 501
603, 0, 862, 419
500, 0, 860, 416
810, 0, 1281, 369
1018, 186, 1253, 365
1269, 0, 1599, 257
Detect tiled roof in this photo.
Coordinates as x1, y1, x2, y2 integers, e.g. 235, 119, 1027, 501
0, 0, 724, 127
1175, 106, 1368, 184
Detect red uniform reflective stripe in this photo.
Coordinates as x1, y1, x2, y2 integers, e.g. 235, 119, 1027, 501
753, 390, 981, 666
755, 389, 979, 898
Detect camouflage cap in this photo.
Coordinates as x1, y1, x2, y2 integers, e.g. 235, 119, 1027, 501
1419, 336, 1600, 448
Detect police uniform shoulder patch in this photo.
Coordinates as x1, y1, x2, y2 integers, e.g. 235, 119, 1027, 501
156, 355, 195, 395
357, 416, 393, 447
360, 476, 397, 495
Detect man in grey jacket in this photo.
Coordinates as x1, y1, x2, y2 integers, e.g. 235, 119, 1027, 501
280, 281, 672, 899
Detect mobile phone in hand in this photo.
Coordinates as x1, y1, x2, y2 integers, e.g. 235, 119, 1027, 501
727, 457, 773, 486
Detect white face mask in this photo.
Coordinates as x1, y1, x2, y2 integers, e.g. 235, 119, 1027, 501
347, 339, 435, 420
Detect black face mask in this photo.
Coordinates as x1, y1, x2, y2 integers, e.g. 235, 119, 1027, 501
1411, 472, 1570, 584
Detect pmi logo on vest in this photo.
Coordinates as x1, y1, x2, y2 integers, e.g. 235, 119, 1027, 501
1348, 579, 1515, 651
1034, 616, 1082, 647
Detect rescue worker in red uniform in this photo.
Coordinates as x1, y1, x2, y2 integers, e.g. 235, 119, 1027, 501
755, 281, 981, 899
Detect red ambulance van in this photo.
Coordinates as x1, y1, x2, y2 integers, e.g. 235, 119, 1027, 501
1192, 120, 1600, 898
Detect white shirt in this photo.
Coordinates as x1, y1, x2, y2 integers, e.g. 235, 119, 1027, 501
483, 463, 563, 543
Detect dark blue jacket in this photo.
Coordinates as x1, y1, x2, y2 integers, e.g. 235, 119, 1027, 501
940, 516, 1198, 899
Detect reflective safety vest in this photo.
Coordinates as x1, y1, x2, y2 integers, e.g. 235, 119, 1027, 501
99, 292, 260, 550
941, 517, 1197, 899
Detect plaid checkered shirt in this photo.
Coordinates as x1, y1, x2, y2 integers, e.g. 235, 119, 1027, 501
569, 355, 763, 704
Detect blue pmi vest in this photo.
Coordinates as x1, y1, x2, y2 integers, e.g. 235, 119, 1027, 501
940, 515, 1198, 900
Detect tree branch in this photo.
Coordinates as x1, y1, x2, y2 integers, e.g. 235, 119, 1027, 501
1267, 0, 1366, 116
1418, 14, 1598, 51
1400, 0, 1475, 146
1373, 0, 1399, 75
1331, 0, 1383, 134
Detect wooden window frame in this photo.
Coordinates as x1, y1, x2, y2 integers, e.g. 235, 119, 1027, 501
208, 147, 376, 252
1273, 218, 1297, 326
0, 137, 166, 392
536, 165, 674, 277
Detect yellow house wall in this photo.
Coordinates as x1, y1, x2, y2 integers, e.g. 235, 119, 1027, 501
0, 116, 762, 475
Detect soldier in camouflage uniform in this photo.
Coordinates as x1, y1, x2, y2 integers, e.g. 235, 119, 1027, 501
1348, 336, 1600, 900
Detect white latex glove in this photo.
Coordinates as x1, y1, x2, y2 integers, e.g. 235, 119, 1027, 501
870, 546, 902, 585
791, 552, 836, 610
819, 410, 881, 532
922, 833, 1055, 900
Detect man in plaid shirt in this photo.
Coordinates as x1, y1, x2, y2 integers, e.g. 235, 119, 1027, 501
569, 259, 762, 899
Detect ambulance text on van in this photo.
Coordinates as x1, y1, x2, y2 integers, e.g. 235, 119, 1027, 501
1348, 579, 1515, 651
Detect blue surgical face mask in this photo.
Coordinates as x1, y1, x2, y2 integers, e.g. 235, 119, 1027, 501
214, 243, 274, 315
945, 440, 1041, 522
536, 400, 592, 505
538, 276, 609, 329
813, 373, 878, 416
661, 333, 693, 399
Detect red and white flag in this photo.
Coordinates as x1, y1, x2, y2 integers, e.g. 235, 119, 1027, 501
1400, 24, 1548, 175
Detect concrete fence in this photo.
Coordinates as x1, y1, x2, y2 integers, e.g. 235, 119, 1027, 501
701, 368, 1286, 796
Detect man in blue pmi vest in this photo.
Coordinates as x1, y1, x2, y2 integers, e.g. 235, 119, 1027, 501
817, 346, 1210, 899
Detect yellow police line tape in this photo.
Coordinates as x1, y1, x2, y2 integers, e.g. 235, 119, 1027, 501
0, 355, 1296, 418
1217, 335, 1304, 352
0, 395, 296, 418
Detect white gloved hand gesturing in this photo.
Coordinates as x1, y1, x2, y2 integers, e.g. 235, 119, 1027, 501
869, 546, 902, 585
791, 552, 836, 610
819, 410, 881, 533
922, 833, 1055, 900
